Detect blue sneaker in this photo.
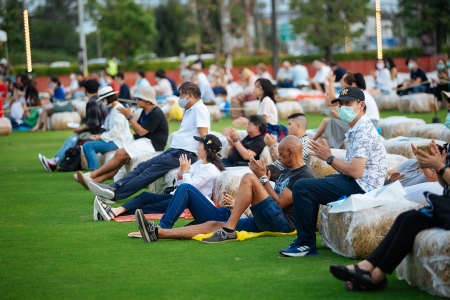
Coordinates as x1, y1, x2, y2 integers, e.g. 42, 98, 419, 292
279, 245, 318, 257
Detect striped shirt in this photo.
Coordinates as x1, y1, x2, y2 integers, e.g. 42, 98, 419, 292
272, 134, 311, 171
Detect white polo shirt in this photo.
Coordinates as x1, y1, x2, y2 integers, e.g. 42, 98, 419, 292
313, 65, 331, 83
345, 115, 387, 192
170, 100, 211, 153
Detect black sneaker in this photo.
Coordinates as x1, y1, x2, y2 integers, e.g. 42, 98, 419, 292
88, 182, 116, 200
135, 209, 158, 243
202, 228, 237, 243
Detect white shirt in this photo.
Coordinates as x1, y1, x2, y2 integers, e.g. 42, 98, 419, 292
101, 103, 133, 148
363, 90, 380, 121
257, 96, 278, 125
344, 115, 388, 192
10, 101, 24, 120
176, 160, 221, 203
196, 72, 210, 86
257, 71, 273, 81
375, 68, 392, 92
276, 67, 292, 81
170, 100, 211, 153
156, 78, 173, 96
290, 64, 310, 87
313, 65, 332, 83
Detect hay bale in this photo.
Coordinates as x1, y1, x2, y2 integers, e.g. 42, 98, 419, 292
243, 100, 260, 117
384, 137, 446, 159
440, 127, 450, 142
298, 98, 326, 113
309, 148, 407, 178
151, 168, 179, 194
374, 93, 400, 111
378, 116, 426, 139
397, 229, 450, 298
320, 201, 419, 258
407, 124, 448, 140
276, 101, 304, 119
207, 105, 221, 122
72, 99, 87, 118
0, 117, 12, 136
399, 93, 438, 113
50, 112, 81, 130
212, 166, 253, 205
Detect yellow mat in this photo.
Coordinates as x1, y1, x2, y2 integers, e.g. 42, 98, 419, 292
192, 230, 296, 242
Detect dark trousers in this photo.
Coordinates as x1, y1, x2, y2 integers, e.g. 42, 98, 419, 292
366, 209, 440, 274
292, 174, 365, 247
112, 148, 197, 200
121, 192, 173, 215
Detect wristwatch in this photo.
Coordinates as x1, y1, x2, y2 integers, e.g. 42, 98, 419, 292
233, 138, 239, 143
259, 175, 269, 185
326, 155, 335, 165
127, 115, 133, 121
438, 166, 448, 176
269, 145, 277, 151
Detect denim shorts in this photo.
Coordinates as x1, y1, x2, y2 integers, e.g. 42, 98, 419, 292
235, 196, 291, 233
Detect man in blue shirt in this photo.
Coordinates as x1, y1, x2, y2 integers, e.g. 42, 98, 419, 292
116, 72, 131, 101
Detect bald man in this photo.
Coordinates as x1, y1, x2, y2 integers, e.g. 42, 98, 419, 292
134, 136, 316, 243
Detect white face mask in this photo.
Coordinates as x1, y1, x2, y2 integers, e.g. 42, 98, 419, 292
376, 62, 384, 70
70, 74, 76, 80
178, 95, 190, 108
408, 62, 415, 70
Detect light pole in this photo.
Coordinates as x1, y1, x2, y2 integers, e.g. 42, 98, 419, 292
78, 0, 88, 74
23, 10, 32, 73
271, 0, 278, 77
375, 0, 382, 59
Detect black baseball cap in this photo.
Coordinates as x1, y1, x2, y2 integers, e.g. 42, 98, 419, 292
194, 134, 222, 157
331, 86, 365, 103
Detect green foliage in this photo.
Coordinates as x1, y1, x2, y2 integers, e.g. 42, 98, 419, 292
397, 0, 450, 53
96, 0, 158, 60
289, 0, 371, 61
0, 0, 24, 51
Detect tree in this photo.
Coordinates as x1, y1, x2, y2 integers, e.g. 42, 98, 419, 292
95, 0, 157, 60
397, 0, 450, 54
289, 0, 370, 61
0, 0, 25, 53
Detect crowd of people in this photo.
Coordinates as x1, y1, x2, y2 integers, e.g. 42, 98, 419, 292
1, 52, 450, 294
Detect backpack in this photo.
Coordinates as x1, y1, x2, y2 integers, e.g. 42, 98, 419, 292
265, 123, 289, 143
59, 145, 82, 172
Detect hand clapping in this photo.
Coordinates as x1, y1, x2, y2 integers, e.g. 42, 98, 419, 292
308, 138, 332, 161
179, 154, 191, 173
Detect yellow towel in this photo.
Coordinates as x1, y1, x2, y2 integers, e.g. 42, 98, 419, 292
192, 230, 296, 242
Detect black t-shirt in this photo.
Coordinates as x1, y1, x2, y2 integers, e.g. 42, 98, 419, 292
119, 83, 131, 100
135, 106, 169, 151
411, 67, 429, 87
334, 66, 347, 82
274, 165, 316, 231
226, 134, 266, 166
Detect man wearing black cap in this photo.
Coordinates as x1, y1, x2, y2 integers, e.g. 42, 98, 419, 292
280, 86, 388, 257
38, 79, 108, 172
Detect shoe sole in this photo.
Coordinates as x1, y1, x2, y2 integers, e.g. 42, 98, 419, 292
77, 171, 90, 190
73, 173, 79, 182
93, 198, 99, 221
135, 210, 151, 243
279, 250, 318, 257
88, 182, 115, 200
38, 154, 50, 172
201, 238, 236, 244
94, 197, 111, 221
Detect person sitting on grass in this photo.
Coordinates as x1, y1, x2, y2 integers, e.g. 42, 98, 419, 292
94, 134, 224, 221
329, 140, 450, 292
38, 80, 108, 172
87, 82, 210, 203
264, 113, 311, 169
133, 136, 315, 243
221, 115, 266, 167
280, 87, 388, 257
76, 86, 168, 189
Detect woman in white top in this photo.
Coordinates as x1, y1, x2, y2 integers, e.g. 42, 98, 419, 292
154, 69, 174, 101
83, 86, 133, 170
372, 58, 393, 93
255, 78, 278, 124
94, 134, 225, 223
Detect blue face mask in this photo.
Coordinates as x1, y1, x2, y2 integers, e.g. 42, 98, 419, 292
338, 104, 359, 123
447, 62, 450, 68
437, 64, 445, 70
178, 96, 190, 108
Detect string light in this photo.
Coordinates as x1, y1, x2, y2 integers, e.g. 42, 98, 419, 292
345, 36, 351, 53
23, 10, 32, 73
375, 0, 383, 59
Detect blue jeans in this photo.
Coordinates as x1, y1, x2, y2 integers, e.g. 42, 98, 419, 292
82, 140, 118, 170
55, 134, 79, 163
121, 192, 173, 215
159, 183, 231, 229
402, 85, 427, 95
236, 196, 292, 233
292, 174, 365, 248
112, 148, 198, 200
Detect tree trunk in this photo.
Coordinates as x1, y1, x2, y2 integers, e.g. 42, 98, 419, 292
324, 46, 332, 62
220, 0, 231, 54
244, 0, 255, 55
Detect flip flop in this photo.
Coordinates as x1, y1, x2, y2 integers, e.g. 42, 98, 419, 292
94, 198, 116, 221
330, 264, 373, 287
128, 232, 142, 238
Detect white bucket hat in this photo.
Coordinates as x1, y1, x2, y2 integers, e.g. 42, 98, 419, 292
136, 86, 156, 104
97, 86, 117, 101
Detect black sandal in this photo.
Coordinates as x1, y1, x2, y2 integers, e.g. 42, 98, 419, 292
330, 264, 373, 286
343, 278, 388, 292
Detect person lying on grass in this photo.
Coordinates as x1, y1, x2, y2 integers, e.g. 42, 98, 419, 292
94, 134, 224, 221
329, 140, 450, 292
132, 136, 316, 243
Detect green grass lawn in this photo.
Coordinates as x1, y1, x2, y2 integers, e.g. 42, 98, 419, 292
0, 110, 444, 299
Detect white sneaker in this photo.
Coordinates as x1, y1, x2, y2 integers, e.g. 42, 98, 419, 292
77, 171, 93, 190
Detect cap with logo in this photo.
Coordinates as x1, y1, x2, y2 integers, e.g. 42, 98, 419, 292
331, 86, 365, 103
193, 134, 222, 156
